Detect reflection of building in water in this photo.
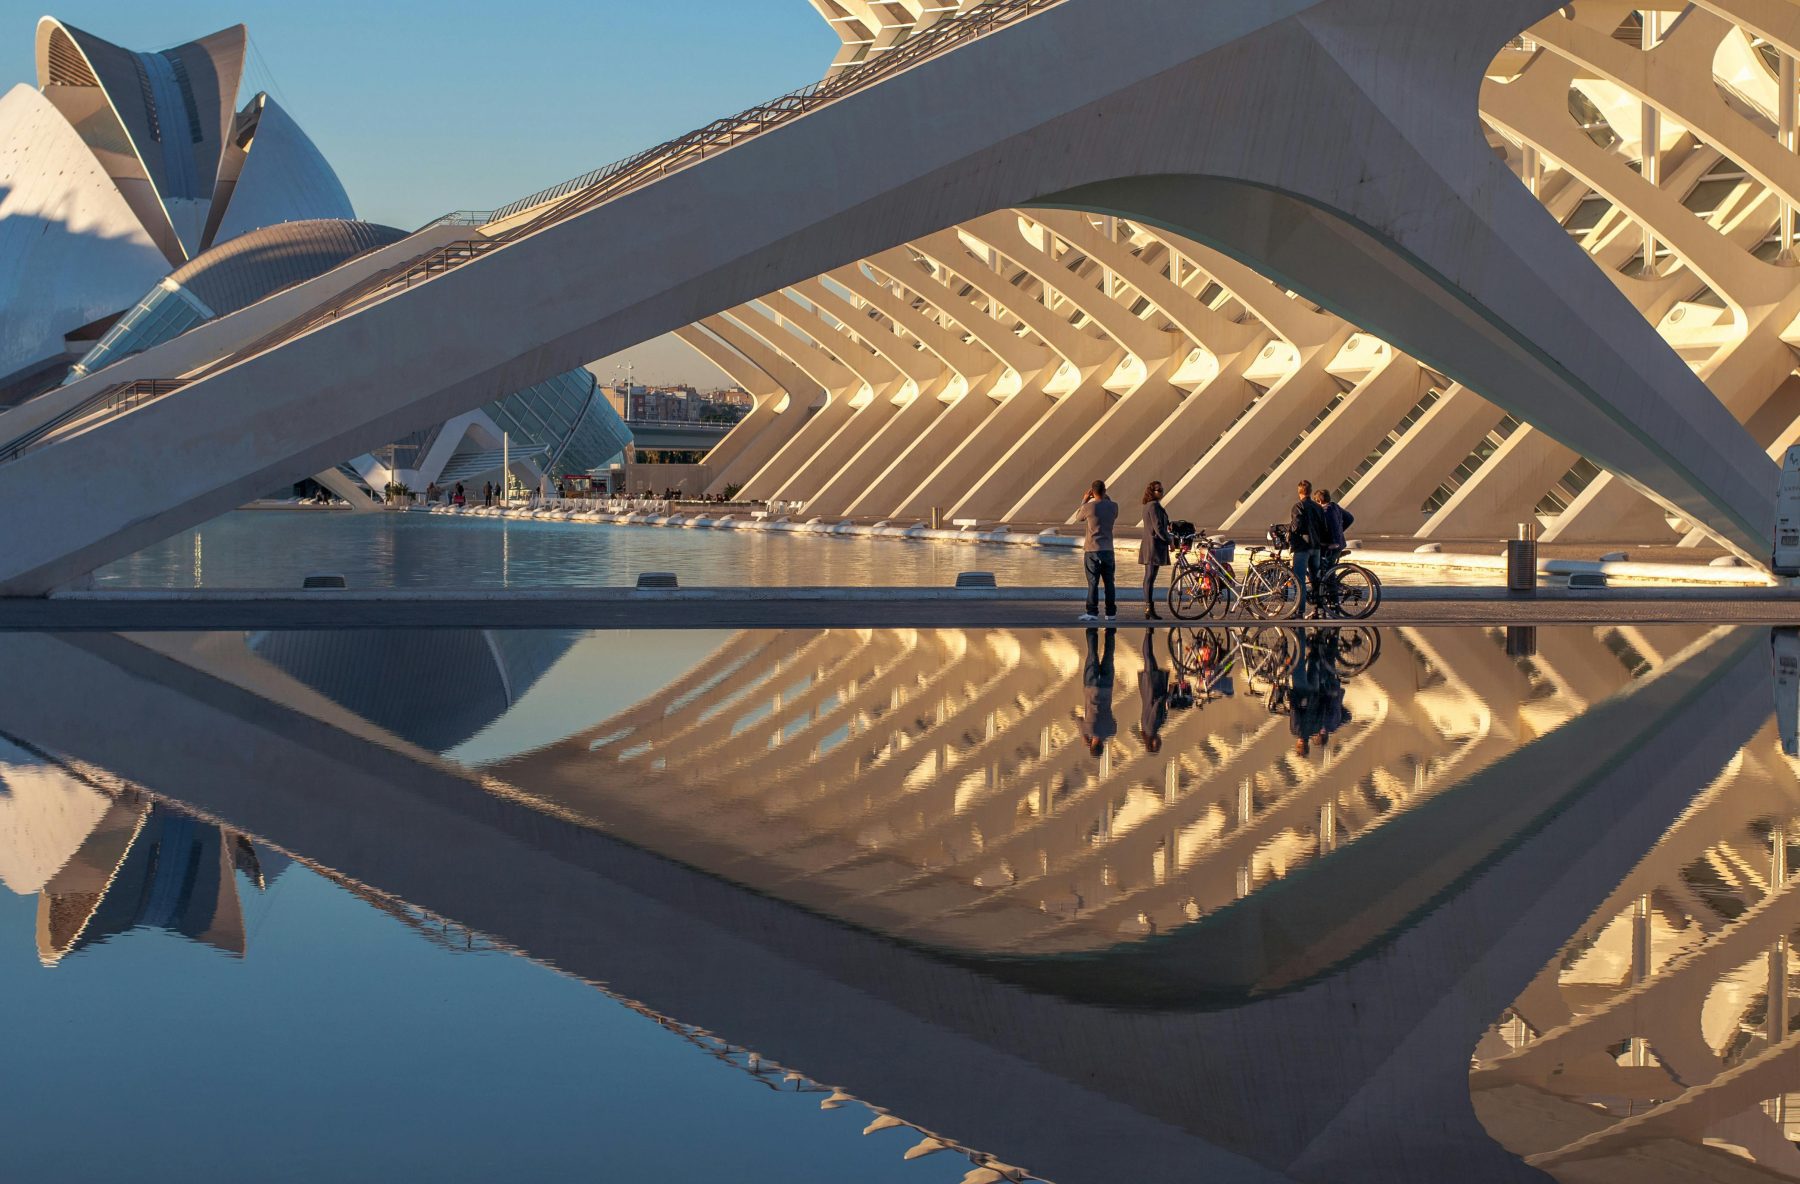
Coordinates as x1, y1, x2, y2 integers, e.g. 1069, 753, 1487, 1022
1477, 693, 1800, 1179
0, 739, 281, 965
492, 623, 1707, 953
246, 629, 577, 753
0, 624, 1770, 1184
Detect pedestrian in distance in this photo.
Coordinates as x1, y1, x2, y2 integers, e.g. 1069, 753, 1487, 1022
1076, 479, 1119, 622
1288, 480, 1331, 619
1138, 480, 1172, 620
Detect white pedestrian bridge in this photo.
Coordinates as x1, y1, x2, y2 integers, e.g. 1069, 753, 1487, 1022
0, 0, 1778, 593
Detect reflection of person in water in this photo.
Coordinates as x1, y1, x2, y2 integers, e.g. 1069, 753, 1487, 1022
1285, 629, 1350, 756
1078, 627, 1118, 756
1135, 628, 1170, 753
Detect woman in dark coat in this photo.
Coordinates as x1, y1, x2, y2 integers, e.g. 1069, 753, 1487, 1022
1138, 480, 1172, 619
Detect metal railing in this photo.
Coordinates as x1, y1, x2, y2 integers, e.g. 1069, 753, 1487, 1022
2, 0, 1070, 464
0, 378, 188, 463
622, 417, 740, 429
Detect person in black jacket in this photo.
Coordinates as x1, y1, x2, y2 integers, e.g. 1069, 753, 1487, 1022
1138, 481, 1172, 619
1288, 480, 1331, 618
1313, 487, 1355, 581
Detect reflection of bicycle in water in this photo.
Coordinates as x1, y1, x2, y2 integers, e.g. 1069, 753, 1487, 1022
1167, 624, 1382, 708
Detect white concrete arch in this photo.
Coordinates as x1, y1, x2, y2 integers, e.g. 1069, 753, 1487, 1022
788, 276, 971, 515
673, 323, 808, 490
905, 224, 1123, 520
693, 313, 840, 499
826, 258, 1015, 515
921, 213, 1212, 521
734, 290, 912, 504
1426, 7, 1800, 544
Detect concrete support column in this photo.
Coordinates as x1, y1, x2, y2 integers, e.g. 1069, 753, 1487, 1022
1630, 892, 1651, 1069
1640, 10, 1662, 275
1783, 52, 1797, 260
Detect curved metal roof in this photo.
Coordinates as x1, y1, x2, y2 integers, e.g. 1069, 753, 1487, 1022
163, 218, 406, 318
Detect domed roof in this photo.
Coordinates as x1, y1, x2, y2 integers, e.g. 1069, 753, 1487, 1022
164, 218, 407, 317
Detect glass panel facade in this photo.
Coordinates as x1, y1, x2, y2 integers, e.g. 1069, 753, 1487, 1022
65, 281, 213, 383
484, 368, 630, 478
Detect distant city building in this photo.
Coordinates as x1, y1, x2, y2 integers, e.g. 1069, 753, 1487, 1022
603, 383, 749, 425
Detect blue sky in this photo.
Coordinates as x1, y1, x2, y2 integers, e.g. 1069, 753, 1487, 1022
2, 0, 841, 383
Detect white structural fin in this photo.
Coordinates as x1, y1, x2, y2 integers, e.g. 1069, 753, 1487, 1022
0, 83, 168, 389
208, 95, 354, 248
34, 17, 248, 262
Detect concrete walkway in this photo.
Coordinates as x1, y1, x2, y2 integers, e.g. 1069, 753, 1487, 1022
7, 585, 1800, 630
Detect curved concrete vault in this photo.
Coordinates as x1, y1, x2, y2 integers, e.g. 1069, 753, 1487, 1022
695, 0, 1800, 551
0, 0, 1779, 591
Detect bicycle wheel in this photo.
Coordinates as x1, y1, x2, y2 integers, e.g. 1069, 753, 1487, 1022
1332, 626, 1383, 678
1168, 567, 1217, 620
1247, 560, 1301, 620
1168, 625, 1227, 674
1243, 626, 1294, 682
1332, 563, 1381, 620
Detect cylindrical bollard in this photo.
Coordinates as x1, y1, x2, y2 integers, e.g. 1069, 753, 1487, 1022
930, 506, 943, 530
1507, 522, 1537, 593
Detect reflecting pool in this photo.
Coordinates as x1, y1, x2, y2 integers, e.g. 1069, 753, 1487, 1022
95, 508, 1458, 590
0, 624, 1793, 1182
97, 509, 1080, 588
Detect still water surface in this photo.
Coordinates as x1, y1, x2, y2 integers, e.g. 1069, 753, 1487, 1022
97, 509, 1080, 588
96, 508, 1454, 589
0, 623, 1792, 1181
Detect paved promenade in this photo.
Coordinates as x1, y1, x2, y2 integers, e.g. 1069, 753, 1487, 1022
5, 585, 1800, 630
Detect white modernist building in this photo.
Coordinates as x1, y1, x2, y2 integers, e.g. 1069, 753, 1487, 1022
684, 1, 1800, 549
0, 18, 351, 401
0, 0, 1791, 591
0, 16, 630, 509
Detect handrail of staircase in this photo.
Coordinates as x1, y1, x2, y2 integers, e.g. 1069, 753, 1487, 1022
0, 378, 188, 463
179, 0, 1070, 382
1, 0, 1070, 464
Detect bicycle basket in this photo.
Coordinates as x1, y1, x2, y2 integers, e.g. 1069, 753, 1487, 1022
1267, 523, 1289, 548
1210, 540, 1236, 565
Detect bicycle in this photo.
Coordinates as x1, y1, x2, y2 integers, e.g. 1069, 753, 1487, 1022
1260, 528, 1383, 621
1316, 552, 1382, 620
1166, 529, 1300, 620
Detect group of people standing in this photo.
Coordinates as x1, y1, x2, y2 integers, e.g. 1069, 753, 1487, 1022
1075, 477, 1353, 620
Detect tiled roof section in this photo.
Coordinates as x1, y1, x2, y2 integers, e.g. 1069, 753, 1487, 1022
165, 218, 406, 317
